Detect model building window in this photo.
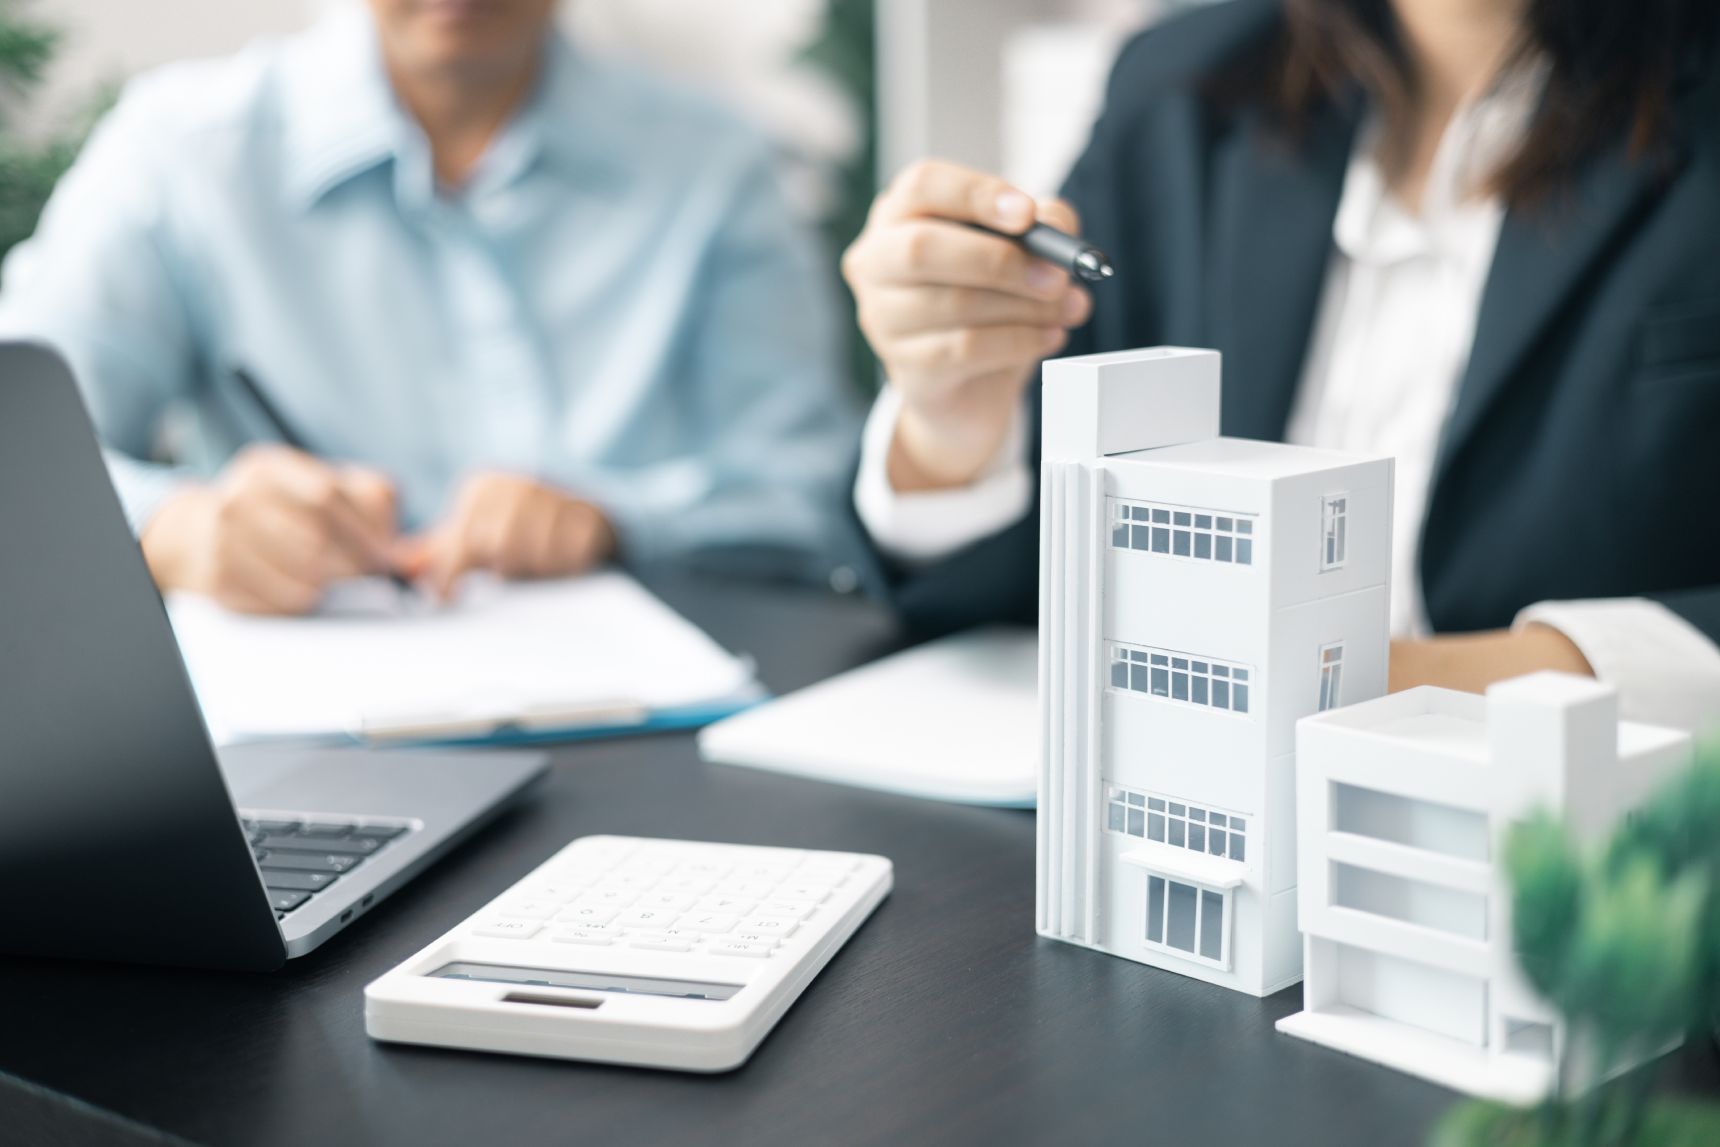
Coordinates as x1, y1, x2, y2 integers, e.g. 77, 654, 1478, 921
1146, 875, 1228, 966
1318, 643, 1344, 712
1105, 786, 1248, 863
1108, 643, 1251, 715
1321, 495, 1348, 570
1110, 500, 1255, 566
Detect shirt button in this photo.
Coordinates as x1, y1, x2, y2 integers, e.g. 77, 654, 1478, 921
829, 566, 859, 594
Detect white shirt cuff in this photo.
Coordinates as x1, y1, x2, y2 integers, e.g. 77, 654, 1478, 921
1515, 598, 1720, 734
852, 386, 1034, 565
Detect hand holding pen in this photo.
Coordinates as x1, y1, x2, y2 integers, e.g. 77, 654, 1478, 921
136, 370, 412, 616
840, 159, 1111, 492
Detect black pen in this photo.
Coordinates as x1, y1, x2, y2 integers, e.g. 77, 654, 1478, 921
971, 221, 1116, 284
231, 367, 416, 595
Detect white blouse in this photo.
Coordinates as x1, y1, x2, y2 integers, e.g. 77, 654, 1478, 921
854, 79, 1720, 731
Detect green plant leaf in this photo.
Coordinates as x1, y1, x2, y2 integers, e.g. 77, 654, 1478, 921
1506, 812, 1585, 1006
1563, 858, 1705, 1057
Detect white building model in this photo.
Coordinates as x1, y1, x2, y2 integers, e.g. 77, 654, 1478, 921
1277, 672, 1692, 1101
1037, 347, 1393, 996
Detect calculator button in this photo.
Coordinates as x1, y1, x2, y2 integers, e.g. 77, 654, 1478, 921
636, 892, 697, 912
615, 907, 679, 930
494, 900, 560, 920
696, 895, 756, 916
731, 864, 794, 884
578, 888, 638, 908
517, 883, 586, 903
731, 932, 782, 946
550, 926, 616, 945
772, 885, 830, 904
737, 917, 798, 938
628, 933, 693, 952
472, 919, 542, 940
713, 881, 776, 900
676, 860, 731, 878
592, 872, 659, 890
656, 876, 718, 895
677, 913, 739, 934
555, 905, 620, 926
799, 855, 860, 874
787, 870, 846, 890
708, 940, 775, 959
754, 901, 816, 920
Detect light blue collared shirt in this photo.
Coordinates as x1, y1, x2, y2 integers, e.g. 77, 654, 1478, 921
0, 9, 859, 577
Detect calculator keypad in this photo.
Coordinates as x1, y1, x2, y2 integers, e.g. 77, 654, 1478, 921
469, 840, 860, 960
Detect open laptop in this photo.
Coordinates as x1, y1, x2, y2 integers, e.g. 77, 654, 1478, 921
0, 342, 548, 971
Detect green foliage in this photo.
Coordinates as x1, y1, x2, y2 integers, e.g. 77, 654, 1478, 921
0, 9, 54, 92
1434, 1098, 1720, 1147
0, 131, 75, 256
1446, 748, 1720, 1146
0, 1, 101, 260
1506, 812, 1585, 1006
799, 0, 879, 395
1561, 857, 1703, 1059
1604, 743, 1720, 1028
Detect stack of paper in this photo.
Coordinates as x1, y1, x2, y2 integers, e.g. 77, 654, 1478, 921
168, 571, 762, 746
698, 627, 1039, 807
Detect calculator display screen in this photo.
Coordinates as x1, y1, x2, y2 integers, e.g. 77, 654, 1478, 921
431, 961, 742, 1002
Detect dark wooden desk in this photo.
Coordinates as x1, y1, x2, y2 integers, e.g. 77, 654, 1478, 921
0, 575, 1713, 1146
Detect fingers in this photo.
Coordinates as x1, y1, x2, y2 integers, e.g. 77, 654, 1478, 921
852, 219, 1071, 300
245, 496, 371, 583
1036, 197, 1080, 235
418, 476, 615, 600
264, 453, 397, 575
873, 159, 1037, 232
338, 466, 399, 539
422, 485, 497, 602
889, 325, 1071, 392
861, 282, 1091, 339
216, 540, 324, 615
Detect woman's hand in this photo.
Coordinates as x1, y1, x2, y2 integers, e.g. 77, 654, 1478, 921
841, 159, 1093, 491
1389, 624, 1592, 693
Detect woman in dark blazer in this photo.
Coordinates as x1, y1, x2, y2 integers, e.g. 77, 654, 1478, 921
841, 0, 1720, 727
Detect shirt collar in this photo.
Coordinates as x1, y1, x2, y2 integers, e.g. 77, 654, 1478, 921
1333, 60, 1546, 267
279, 8, 628, 212
278, 7, 406, 210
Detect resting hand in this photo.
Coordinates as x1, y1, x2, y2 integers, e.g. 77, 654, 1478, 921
1388, 625, 1593, 693
841, 159, 1092, 491
400, 472, 615, 601
141, 445, 400, 615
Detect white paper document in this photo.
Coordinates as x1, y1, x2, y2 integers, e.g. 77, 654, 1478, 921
168, 571, 761, 745
698, 627, 1038, 807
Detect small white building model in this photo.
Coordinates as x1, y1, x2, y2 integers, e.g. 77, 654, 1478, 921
1037, 347, 1392, 996
1276, 672, 1692, 1101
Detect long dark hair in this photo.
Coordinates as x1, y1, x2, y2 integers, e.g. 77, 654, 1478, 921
1278, 0, 1719, 204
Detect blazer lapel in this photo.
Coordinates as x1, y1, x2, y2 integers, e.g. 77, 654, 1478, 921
1433, 140, 1673, 483
1209, 100, 1359, 442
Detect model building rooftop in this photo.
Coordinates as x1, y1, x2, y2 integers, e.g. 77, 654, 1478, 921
1303, 678, 1688, 764
1109, 437, 1388, 481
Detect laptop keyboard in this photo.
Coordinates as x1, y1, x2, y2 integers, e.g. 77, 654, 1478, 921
239, 816, 414, 918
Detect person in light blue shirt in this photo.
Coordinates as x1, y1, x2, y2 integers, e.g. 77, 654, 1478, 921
0, 0, 858, 612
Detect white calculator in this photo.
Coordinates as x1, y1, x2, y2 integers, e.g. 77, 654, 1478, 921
364, 836, 892, 1072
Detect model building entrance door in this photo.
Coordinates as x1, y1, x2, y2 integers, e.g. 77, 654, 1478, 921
1145, 875, 1227, 966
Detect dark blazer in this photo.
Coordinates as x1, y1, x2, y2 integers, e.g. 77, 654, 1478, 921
869, 0, 1720, 646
